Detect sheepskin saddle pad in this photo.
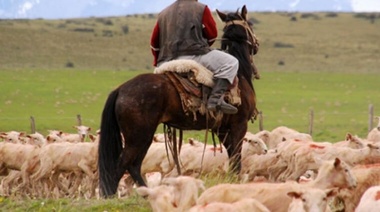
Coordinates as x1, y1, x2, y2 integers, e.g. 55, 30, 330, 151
153, 59, 241, 119
154, 59, 215, 87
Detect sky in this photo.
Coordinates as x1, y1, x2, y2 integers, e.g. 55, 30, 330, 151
1, 0, 380, 19
351, 0, 380, 12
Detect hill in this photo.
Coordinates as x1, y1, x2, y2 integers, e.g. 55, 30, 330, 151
0, 12, 379, 73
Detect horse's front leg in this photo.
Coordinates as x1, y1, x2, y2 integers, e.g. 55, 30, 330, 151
219, 129, 246, 174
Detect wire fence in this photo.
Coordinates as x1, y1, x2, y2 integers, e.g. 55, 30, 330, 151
0, 105, 378, 141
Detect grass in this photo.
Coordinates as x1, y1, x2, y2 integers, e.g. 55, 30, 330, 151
0, 195, 150, 212
0, 70, 378, 142
0, 11, 380, 211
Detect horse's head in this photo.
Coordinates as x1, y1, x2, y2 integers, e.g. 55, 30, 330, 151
217, 5, 259, 57
216, 5, 259, 87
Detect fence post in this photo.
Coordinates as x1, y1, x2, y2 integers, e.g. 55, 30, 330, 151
369, 104, 374, 132
258, 111, 264, 131
308, 109, 314, 136
30, 116, 36, 134
77, 114, 82, 126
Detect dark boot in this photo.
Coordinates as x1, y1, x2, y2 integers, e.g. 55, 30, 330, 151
207, 78, 238, 114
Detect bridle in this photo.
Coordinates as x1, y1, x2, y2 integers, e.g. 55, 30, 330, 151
221, 18, 259, 63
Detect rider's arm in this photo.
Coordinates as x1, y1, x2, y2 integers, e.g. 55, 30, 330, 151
150, 21, 160, 66
202, 6, 217, 46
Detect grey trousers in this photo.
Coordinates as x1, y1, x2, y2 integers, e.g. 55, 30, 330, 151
159, 50, 239, 84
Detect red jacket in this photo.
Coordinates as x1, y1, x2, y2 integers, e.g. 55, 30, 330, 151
150, 6, 217, 66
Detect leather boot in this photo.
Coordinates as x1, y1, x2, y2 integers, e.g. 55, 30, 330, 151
207, 78, 238, 114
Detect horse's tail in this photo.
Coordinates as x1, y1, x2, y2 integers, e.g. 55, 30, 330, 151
98, 88, 123, 197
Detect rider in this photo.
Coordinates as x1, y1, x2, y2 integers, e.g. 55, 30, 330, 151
150, 0, 238, 114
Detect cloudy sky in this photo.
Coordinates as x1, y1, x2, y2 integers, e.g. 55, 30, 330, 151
1, 0, 380, 19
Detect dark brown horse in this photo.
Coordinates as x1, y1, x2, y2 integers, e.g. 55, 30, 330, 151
98, 5, 259, 197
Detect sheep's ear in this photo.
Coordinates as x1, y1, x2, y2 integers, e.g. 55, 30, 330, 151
334, 158, 341, 168
325, 188, 338, 198
216, 9, 227, 22
287, 191, 302, 199
89, 134, 96, 142
367, 143, 379, 149
241, 5, 248, 20
345, 133, 352, 141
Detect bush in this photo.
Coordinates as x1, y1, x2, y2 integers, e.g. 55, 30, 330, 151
65, 61, 74, 68
121, 25, 129, 34
274, 42, 294, 48
102, 30, 113, 37
325, 13, 338, 18
73, 28, 94, 33
300, 13, 320, 20
95, 18, 113, 26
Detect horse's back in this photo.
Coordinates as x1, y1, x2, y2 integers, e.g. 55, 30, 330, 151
114, 73, 184, 125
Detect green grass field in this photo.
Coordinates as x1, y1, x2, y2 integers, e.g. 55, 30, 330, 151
0, 10, 380, 211
0, 70, 378, 142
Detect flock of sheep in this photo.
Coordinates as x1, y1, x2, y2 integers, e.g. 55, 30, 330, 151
1, 117, 380, 211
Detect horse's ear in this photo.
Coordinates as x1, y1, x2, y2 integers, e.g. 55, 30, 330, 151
216, 9, 227, 22
241, 5, 248, 20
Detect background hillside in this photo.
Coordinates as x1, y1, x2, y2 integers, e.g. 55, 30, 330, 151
0, 12, 380, 141
1, 11, 379, 73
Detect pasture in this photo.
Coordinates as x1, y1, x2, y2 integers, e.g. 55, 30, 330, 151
0, 70, 378, 142
0, 10, 380, 211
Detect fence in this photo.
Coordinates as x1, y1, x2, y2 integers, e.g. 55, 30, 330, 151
256, 104, 377, 136
1, 104, 378, 141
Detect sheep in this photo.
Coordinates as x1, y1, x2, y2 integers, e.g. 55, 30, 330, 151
61, 125, 91, 142
256, 126, 313, 149
161, 176, 205, 211
283, 142, 380, 182
287, 188, 337, 212
333, 133, 368, 149
273, 138, 328, 182
333, 163, 380, 211
166, 135, 268, 177
240, 149, 280, 182
30, 140, 98, 197
189, 198, 270, 212
0, 142, 40, 195
355, 185, 380, 212
0, 131, 25, 144
141, 139, 176, 176
197, 158, 356, 212
49, 125, 91, 143
136, 176, 205, 212
165, 138, 229, 177
367, 116, 380, 142
241, 131, 268, 157
135, 185, 177, 212
26, 132, 47, 147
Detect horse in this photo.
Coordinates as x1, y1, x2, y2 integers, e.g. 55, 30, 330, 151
98, 5, 259, 197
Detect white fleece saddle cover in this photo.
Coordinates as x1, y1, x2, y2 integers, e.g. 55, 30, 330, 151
154, 59, 215, 87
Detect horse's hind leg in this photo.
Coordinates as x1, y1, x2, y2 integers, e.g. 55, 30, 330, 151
117, 129, 155, 187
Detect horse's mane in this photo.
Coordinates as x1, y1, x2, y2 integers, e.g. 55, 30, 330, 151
221, 11, 255, 89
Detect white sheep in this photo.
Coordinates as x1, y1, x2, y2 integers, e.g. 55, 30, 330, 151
355, 185, 380, 212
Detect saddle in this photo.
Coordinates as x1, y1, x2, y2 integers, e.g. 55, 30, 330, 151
154, 59, 241, 121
